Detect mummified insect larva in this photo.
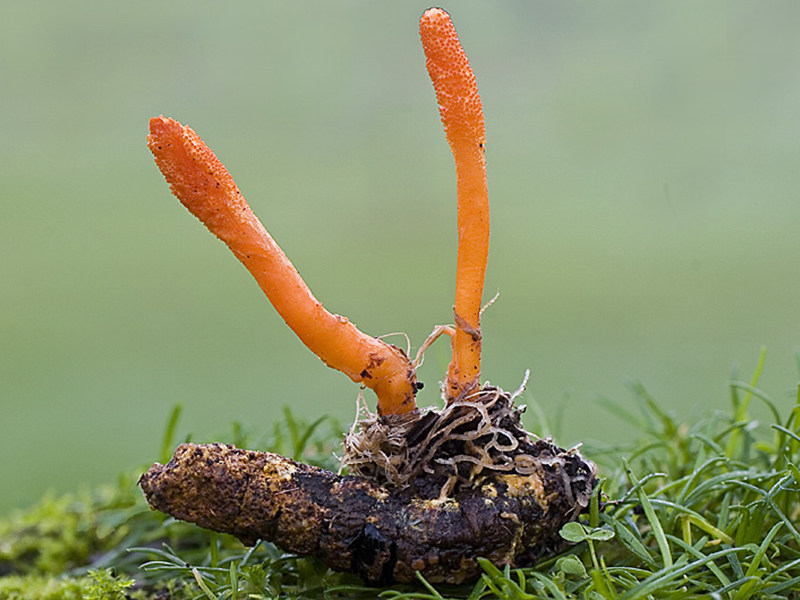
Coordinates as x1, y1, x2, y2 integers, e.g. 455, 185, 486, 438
139, 436, 595, 585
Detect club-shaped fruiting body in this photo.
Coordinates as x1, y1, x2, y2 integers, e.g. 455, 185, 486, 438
420, 8, 489, 403
148, 7, 489, 413
148, 116, 418, 415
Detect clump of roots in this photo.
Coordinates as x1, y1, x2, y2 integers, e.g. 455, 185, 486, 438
341, 383, 595, 503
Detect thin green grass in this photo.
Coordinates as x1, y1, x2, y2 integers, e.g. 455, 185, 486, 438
2, 354, 800, 599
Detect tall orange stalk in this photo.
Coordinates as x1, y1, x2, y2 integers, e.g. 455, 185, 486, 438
420, 8, 489, 402
148, 116, 417, 415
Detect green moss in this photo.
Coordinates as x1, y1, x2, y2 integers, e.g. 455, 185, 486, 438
0, 493, 98, 575
0, 570, 138, 600
0, 470, 150, 577
0, 574, 86, 600
83, 569, 134, 600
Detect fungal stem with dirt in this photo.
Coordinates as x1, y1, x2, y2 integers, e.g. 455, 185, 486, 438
148, 116, 418, 416
420, 8, 490, 403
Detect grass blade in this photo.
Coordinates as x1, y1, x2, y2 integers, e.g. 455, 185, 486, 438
192, 567, 218, 600
160, 404, 183, 464
624, 461, 672, 569
619, 547, 748, 600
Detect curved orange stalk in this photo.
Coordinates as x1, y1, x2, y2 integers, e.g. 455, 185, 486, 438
148, 116, 417, 415
420, 8, 489, 402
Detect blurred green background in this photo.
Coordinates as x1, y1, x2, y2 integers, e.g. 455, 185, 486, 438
2, 1, 800, 513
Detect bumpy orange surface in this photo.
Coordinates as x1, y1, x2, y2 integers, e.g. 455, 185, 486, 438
148, 116, 417, 415
420, 8, 489, 402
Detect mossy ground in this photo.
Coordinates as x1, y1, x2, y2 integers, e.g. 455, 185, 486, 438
2, 353, 800, 599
